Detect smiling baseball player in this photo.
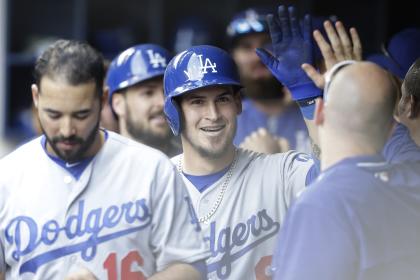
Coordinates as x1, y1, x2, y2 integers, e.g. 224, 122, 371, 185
163, 43, 316, 279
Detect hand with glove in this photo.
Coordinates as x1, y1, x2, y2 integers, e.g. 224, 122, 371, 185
256, 5, 322, 119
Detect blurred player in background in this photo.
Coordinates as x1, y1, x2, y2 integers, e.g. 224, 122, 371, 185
106, 44, 181, 156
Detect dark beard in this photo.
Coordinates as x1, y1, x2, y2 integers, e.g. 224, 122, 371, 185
125, 112, 172, 150
43, 121, 100, 163
241, 77, 285, 100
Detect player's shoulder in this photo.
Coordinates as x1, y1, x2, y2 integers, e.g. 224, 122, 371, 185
103, 131, 173, 165
230, 149, 308, 179
0, 136, 43, 167
170, 153, 181, 165
239, 148, 312, 166
303, 156, 386, 205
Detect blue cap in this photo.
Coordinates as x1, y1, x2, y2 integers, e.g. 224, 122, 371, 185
106, 44, 172, 103
226, 8, 270, 44
367, 28, 420, 78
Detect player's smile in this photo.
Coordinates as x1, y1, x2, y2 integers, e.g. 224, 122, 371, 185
200, 124, 226, 134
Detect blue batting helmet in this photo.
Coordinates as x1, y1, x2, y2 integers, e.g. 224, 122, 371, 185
106, 44, 172, 107
163, 45, 242, 136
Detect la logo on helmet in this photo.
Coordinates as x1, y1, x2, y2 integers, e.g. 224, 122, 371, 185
147, 50, 167, 68
184, 53, 218, 81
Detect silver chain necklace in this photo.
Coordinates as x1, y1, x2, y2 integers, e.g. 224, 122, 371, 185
177, 149, 238, 224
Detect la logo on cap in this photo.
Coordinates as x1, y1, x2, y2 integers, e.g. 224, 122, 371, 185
146, 50, 167, 68
184, 53, 217, 81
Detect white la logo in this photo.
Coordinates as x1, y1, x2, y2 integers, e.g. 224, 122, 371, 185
146, 50, 167, 68
184, 54, 218, 81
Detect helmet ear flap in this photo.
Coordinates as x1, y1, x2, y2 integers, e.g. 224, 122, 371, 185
164, 95, 182, 136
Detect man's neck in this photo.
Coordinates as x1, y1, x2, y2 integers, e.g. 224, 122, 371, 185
409, 128, 420, 146
320, 135, 379, 171
405, 120, 420, 146
181, 145, 236, 175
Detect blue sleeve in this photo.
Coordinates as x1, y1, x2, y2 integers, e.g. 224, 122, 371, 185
191, 260, 208, 280
383, 123, 420, 163
305, 156, 320, 186
272, 201, 357, 280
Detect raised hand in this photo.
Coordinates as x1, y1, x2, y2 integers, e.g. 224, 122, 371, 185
256, 6, 313, 88
302, 20, 362, 89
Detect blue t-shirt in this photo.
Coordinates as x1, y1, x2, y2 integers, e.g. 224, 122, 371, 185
234, 100, 310, 152
383, 122, 420, 163
272, 155, 420, 280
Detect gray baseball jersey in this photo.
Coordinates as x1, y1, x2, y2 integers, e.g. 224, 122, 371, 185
0, 131, 208, 279
172, 148, 313, 280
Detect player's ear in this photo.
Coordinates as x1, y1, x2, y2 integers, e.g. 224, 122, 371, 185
31, 84, 40, 108
234, 89, 242, 115
314, 97, 325, 126
409, 94, 420, 119
101, 86, 109, 111
112, 93, 126, 118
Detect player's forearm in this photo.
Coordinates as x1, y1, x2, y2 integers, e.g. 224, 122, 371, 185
0, 272, 4, 280
150, 263, 202, 280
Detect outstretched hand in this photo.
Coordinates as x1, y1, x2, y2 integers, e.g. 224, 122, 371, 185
256, 5, 313, 87
302, 20, 362, 89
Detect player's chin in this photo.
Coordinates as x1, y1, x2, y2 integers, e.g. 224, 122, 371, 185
57, 147, 83, 162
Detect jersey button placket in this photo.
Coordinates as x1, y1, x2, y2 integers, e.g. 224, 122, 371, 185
64, 175, 73, 184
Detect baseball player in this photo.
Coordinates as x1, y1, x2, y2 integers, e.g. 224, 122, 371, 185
383, 58, 420, 162
163, 43, 315, 279
0, 40, 208, 279
105, 44, 181, 156
272, 61, 420, 280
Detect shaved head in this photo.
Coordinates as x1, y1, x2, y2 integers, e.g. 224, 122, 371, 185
323, 62, 397, 152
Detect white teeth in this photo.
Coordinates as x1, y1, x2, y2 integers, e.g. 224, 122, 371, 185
201, 126, 224, 132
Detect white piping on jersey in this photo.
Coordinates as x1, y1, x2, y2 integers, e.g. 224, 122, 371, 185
356, 161, 387, 167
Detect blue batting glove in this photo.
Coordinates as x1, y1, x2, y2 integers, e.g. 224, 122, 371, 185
256, 6, 322, 103
256, 5, 321, 119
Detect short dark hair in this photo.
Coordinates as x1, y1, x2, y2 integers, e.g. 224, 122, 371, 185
404, 57, 420, 98
33, 39, 105, 97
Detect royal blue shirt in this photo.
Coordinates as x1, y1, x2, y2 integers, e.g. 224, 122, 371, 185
272, 155, 420, 280
234, 100, 310, 152
383, 122, 420, 163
